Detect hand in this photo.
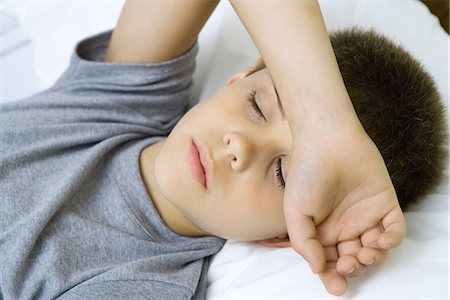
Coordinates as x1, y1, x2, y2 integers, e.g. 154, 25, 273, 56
283, 123, 406, 296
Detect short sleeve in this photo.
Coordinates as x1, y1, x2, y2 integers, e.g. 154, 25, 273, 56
1, 29, 198, 133
51, 29, 198, 98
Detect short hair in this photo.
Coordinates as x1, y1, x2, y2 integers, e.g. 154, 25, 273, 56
248, 28, 448, 211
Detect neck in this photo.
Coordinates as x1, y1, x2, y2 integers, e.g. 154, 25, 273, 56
139, 140, 209, 237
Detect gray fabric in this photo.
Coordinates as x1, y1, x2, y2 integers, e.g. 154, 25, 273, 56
0, 29, 224, 300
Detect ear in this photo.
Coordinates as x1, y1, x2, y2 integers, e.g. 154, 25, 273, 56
256, 236, 291, 248
225, 57, 265, 86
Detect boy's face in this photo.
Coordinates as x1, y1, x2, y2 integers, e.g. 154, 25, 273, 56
154, 68, 292, 241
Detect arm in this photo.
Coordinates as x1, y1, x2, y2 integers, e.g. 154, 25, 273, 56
105, 0, 219, 63
229, 1, 358, 133
230, 0, 406, 296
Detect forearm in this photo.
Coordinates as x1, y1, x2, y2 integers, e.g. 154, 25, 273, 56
105, 0, 219, 63
230, 1, 360, 135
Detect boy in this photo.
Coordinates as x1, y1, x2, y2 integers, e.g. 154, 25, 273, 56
0, 2, 447, 300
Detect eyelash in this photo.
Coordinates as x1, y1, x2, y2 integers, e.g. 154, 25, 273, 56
246, 90, 285, 191
246, 90, 267, 122
275, 158, 286, 191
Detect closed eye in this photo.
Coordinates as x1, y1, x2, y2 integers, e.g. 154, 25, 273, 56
247, 90, 267, 122
274, 157, 285, 191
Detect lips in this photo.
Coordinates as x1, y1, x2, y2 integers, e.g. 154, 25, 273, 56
188, 140, 211, 189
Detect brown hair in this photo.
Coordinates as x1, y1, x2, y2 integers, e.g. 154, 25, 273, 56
248, 27, 448, 211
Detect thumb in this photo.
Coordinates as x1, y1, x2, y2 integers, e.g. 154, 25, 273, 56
284, 201, 326, 274
378, 205, 407, 249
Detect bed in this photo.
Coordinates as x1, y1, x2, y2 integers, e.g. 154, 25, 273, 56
1, 1, 448, 298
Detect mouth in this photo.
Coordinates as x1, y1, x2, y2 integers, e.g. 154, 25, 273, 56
188, 139, 211, 189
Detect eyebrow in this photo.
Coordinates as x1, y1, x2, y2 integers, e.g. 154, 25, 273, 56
273, 85, 285, 119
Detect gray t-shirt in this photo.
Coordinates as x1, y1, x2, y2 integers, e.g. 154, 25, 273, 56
0, 30, 224, 300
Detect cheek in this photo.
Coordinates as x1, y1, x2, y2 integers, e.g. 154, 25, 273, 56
199, 177, 286, 240
173, 100, 230, 136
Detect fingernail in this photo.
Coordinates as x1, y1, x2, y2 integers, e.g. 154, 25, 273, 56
346, 266, 356, 274
367, 258, 376, 265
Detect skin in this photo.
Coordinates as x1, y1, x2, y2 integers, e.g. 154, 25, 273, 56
139, 59, 396, 295
140, 59, 397, 295
140, 68, 291, 242
228, 6, 405, 295
107, 0, 407, 295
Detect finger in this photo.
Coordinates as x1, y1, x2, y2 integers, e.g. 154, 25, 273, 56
337, 238, 362, 257
336, 255, 366, 277
336, 238, 366, 277
284, 206, 326, 274
358, 224, 389, 266
360, 223, 384, 248
379, 206, 407, 249
318, 262, 348, 296
324, 245, 339, 262
357, 246, 388, 266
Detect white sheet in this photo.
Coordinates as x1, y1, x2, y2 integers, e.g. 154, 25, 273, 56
2, 1, 448, 298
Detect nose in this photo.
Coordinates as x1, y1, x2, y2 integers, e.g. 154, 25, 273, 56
223, 132, 254, 171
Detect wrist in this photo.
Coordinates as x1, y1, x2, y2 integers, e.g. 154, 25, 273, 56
284, 90, 363, 140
